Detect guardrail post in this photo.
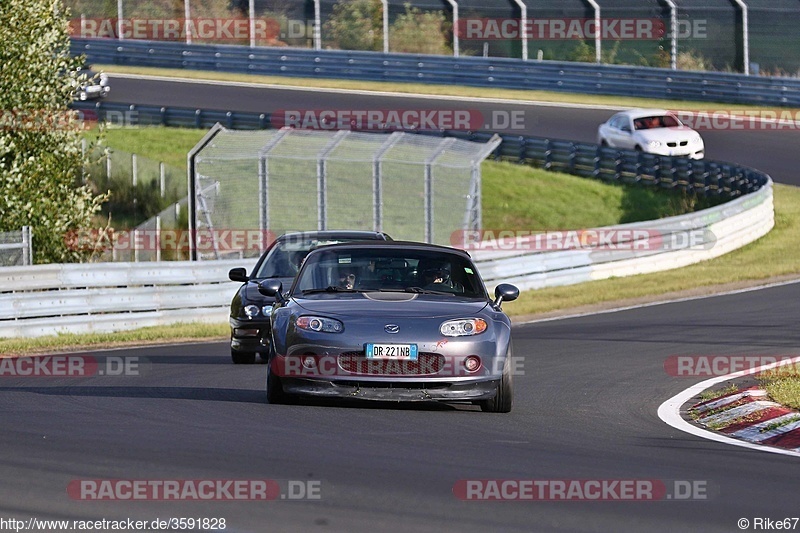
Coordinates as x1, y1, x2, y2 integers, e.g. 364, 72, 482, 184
568, 143, 577, 174
544, 140, 552, 170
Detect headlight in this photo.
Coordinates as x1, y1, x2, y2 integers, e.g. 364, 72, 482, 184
296, 316, 343, 333
440, 318, 488, 337
261, 305, 273, 317
647, 140, 662, 148
244, 304, 260, 319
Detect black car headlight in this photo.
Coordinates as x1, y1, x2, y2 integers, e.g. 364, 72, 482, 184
244, 304, 260, 319
296, 316, 344, 333
440, 318, 487, 337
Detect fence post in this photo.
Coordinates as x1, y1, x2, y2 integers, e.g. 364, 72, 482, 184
160, 162, 166, 198
22, 226, 32, 266
156, 215, 162, 262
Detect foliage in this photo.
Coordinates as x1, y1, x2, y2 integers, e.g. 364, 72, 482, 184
389, 4, 451, 55
0, 0, 109, 263
324, 0, 451, 55
677, 49, 713, 72
323, 0, 383, 52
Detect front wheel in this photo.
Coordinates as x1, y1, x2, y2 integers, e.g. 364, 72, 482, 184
265, 344, 290, 404
480, 353, 513, 413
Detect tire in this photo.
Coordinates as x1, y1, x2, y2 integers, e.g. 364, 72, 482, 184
265, 344, 290, 404
600, 139, 609, 147
480, 352, 513, 413
231, 349, 256, 364
634, 145, 643, 151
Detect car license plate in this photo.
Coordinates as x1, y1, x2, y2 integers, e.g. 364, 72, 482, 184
366, 343, 418, 360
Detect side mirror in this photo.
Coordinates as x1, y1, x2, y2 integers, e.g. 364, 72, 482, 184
493, 284, 520, 308
229, 268, 248, 282
258, 279, 284, 302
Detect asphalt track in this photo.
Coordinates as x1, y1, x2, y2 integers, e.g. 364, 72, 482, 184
105, 75, 800, 186
2, 283, 800, 532
1, 76, 797, 532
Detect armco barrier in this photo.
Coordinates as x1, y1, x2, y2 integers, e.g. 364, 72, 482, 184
0, 180, 773, 338
73, 100, 768, 200
71, 38, 800, 107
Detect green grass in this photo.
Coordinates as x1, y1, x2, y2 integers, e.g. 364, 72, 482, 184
97, 64, 800, 114
0, 323, 229, 357
697, 384, 739, 403
85, 126, 208, 170
482, 161, 700, 231
758, 375, 800, 411
505, 183, 800, 317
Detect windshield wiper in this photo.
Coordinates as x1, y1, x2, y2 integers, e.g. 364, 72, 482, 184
302, 286, 366, 295
402, 287, 454, 296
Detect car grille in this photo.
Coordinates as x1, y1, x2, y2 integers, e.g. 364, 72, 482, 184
338, 352, 445, 375
667, 141, 689, 147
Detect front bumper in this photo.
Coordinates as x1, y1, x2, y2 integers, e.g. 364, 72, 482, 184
229, 317, 271, 353
281, 376, 500, 402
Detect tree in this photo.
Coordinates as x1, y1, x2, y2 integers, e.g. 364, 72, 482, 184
0, 0, 108, 263
324, 0, 383, 52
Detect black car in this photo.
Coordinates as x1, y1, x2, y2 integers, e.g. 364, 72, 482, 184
228, 231, 392, 364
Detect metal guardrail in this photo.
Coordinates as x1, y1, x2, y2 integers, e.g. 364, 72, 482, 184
73, 100, 769, 200
0, 180, 773, 338
71, 38, 800, 107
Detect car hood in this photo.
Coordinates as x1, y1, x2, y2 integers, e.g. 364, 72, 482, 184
292, 293, 490, 318
635, 127, 697, 142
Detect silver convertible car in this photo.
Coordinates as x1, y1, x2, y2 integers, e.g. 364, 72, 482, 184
258, 241, 520, 412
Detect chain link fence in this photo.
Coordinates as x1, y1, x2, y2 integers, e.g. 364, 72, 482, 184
0, 228, 33, 267
64, 0, 800, 74
190, 126, 500, 260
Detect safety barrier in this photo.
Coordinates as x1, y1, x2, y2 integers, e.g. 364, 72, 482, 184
73, 100, 769, 200
71, 38, 800, 107
0, 176, 773, 338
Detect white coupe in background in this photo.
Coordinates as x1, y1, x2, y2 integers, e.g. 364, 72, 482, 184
597, 109, 704, 159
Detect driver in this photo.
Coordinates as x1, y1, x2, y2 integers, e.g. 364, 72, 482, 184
337, 267, 357, 289
419, 260, 455, 290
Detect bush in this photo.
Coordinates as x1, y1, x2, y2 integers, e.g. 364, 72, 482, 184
324, 0, 383, 52
389, 4, 451, 55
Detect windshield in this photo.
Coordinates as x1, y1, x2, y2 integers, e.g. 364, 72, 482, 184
253, 238, 360, 279
633, 114, 682, 130
293, 248, 488, 299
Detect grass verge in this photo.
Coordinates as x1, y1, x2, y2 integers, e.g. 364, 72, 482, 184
96, 64, 800, 114
0, 323, 229, 357
507, 183, 800, 317
758, 373, 800, 411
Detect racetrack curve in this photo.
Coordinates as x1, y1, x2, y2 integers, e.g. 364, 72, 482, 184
2, 282, 800, 532
106, 75, 800, 186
